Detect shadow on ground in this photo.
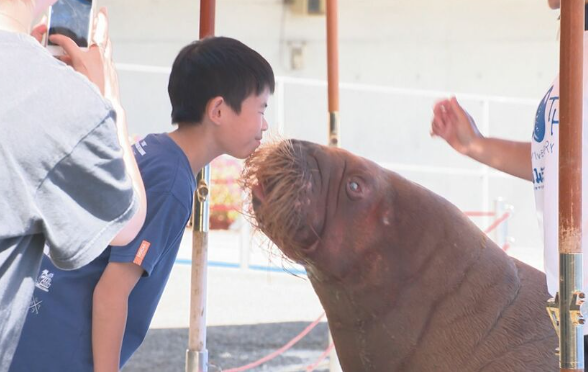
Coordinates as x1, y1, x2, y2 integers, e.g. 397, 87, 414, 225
122, 322, 330, 372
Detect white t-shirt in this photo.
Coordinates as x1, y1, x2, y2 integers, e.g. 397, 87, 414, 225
531, 31, 588, 299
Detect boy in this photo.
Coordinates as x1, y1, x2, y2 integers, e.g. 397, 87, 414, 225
9, 36, 274, 372
0, 2, 146, 371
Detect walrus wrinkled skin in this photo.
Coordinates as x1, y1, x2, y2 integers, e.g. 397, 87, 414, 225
242, 139, 558, 372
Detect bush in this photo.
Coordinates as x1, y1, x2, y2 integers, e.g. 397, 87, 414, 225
209, 156, 244, 230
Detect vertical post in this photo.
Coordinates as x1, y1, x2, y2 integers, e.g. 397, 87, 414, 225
186, 175, 210, 372
558, 0, 585, 371
326, 1, 342, 371
326, 0, 339, 148
199, 0, 215, 38
186, 2, 215, 372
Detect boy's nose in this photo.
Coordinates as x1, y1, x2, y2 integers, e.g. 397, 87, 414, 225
262, 117, 269, 131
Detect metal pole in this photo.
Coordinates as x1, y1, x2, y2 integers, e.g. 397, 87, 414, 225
199, 0, 215, 39
326, 1, 342, 371
186, 2, 215, 371
558, 0, 585, 370
186, 174, 210, 372
326, 0, 339, 148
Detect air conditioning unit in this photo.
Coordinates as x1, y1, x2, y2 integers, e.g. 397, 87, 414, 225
287, 0, 326, 16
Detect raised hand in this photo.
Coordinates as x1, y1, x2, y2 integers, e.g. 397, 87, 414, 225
431, 97, 483, 156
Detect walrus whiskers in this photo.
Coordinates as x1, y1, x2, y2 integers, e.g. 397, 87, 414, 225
240, 140, 318, 263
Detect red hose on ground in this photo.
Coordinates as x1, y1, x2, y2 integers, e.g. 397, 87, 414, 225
222, 313, 326, 372
305, 342, 336, 372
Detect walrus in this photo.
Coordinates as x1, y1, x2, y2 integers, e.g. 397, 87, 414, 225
241, 139, 558, 372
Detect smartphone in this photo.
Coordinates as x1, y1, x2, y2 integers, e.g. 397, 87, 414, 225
46, 0, 95, 56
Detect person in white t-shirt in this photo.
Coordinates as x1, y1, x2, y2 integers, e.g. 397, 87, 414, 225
430, 0, 588, 356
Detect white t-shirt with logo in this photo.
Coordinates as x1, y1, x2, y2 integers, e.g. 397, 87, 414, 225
531, 31, 588, 300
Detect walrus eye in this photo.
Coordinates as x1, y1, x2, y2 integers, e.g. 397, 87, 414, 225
346, 177, 366, 200
347, 180, 362, 195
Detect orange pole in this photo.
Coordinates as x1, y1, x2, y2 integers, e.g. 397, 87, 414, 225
326, 0, 340, 147
199, 0, 215, 38
558, 0, 584, 370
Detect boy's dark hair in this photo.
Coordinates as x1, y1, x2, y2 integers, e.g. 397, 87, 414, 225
168, 36, 275, 125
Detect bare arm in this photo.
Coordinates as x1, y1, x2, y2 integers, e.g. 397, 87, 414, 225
431, 97, 532, 181
92, 262, 144, 372
49, 9, 147, 246
463, 136, 532, 181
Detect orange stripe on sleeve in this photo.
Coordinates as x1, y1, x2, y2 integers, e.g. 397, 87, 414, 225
133, 240, 151, 266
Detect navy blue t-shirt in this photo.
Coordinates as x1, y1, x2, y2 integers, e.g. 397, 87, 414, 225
9, 133, 195, 372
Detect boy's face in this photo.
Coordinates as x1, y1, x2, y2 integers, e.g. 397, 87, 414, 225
221, 87, 270, 159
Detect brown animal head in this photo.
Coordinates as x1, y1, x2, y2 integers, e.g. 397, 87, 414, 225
241, 139, 467, 287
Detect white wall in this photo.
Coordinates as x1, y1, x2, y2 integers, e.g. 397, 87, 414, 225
101, 0, 563, 261
102, 0, 561, 130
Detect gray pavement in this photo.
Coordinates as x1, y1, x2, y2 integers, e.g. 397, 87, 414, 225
122, 322, 330, 372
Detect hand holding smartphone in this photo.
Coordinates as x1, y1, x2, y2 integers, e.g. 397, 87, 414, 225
46, 0, 95, 56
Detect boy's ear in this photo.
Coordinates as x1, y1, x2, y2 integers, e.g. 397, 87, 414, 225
207, 96, 225, 125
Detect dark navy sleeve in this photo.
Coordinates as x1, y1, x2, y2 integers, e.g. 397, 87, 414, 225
108, 192, 190, 276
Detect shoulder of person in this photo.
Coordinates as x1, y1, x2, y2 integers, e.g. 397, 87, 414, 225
138, 135, 195, 202
14, 35, 114, 125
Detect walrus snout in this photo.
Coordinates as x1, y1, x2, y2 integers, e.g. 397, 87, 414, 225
241, 139, 322, 259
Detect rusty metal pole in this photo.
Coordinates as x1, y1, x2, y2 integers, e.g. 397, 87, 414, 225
558, 0, 585, 370
326, 1, 342, 371
326, 0, 339, 148
199, 0, 215, 39
185, 2, 215, 372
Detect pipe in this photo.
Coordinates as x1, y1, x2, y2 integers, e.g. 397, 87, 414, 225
186, 2, 215, 371
326, 0, 340, 148
558, 0, 585, 370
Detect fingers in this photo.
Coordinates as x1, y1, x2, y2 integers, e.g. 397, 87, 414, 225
448, 96, 479, 131
448, 96, 466, 119
56, 55, 73, 66
431, 116, 447, 137
92, 7, 109, 48
31, 24, 47, 44
431, 99, 451, 137
49, 34, 82, 59
31, 16, 48, 44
